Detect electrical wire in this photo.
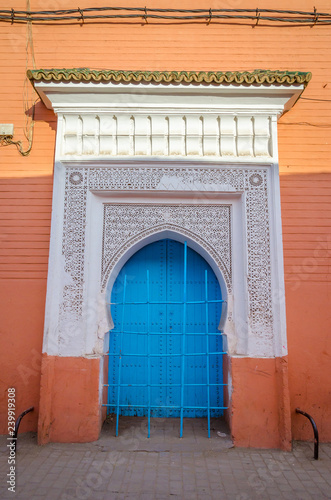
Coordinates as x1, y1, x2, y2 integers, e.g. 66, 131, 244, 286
0, 120, 35, 155
280, 122, 331, 128
300, 97, 331, 102
0, 6, 330, 25
0, 0, 37, 156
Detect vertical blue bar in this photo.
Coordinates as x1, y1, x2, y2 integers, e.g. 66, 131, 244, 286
180, 241, 187, 438
147, 269, 151, 438
116, 274, 127, 437
107, 336, 111, 416
205, 269, 211, 438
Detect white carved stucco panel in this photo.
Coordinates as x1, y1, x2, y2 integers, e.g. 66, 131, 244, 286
101, 205, 232, 292
54, 164, 274, 357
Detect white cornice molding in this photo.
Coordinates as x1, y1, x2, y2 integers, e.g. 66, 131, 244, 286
36, 81, 303, 112
35, 80, 303, 161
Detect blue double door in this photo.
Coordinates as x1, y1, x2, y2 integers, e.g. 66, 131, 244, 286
108, 239, 224, 418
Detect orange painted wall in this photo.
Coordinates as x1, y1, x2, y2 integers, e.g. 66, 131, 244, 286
230, 357, 292, 450
38, 355, 101, 443
1, 0, 330, 443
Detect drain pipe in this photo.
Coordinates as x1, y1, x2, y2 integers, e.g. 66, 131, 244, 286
12, 407, 34, 451
295, 408, 319, 460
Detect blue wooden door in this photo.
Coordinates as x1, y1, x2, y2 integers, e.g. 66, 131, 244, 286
107, 239, 224, 420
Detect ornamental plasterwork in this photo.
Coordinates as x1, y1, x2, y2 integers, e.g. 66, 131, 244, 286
101, 205, 232, 291
60, 165, 272, 349
61, 113, 272, 159
88, 166, 245, 191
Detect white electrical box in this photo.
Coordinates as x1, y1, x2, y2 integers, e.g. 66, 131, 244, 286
0, 124, 14, 137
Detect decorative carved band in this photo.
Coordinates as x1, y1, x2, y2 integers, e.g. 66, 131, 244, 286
101, 208, 232, 292
62, 113, 272, 158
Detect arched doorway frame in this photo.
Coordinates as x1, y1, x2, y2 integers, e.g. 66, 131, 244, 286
39, 160, 287, 445
84, 185, 244, 359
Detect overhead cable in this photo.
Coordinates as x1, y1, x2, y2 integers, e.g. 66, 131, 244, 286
0, 7, 330, 25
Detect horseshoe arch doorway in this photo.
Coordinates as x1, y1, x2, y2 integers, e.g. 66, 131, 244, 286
106, 238, 226, 436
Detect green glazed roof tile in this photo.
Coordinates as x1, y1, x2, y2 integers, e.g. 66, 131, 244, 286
27, 68, 312, 86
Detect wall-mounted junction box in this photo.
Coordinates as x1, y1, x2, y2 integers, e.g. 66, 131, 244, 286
0, 124, 14, 138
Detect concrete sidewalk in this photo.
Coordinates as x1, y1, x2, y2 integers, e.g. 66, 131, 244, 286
1, 418, 330, 500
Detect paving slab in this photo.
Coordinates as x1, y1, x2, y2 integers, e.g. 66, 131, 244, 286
0, 418, 330, 500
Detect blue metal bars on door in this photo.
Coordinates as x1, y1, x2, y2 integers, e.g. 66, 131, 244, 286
103, 239, 227, 438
